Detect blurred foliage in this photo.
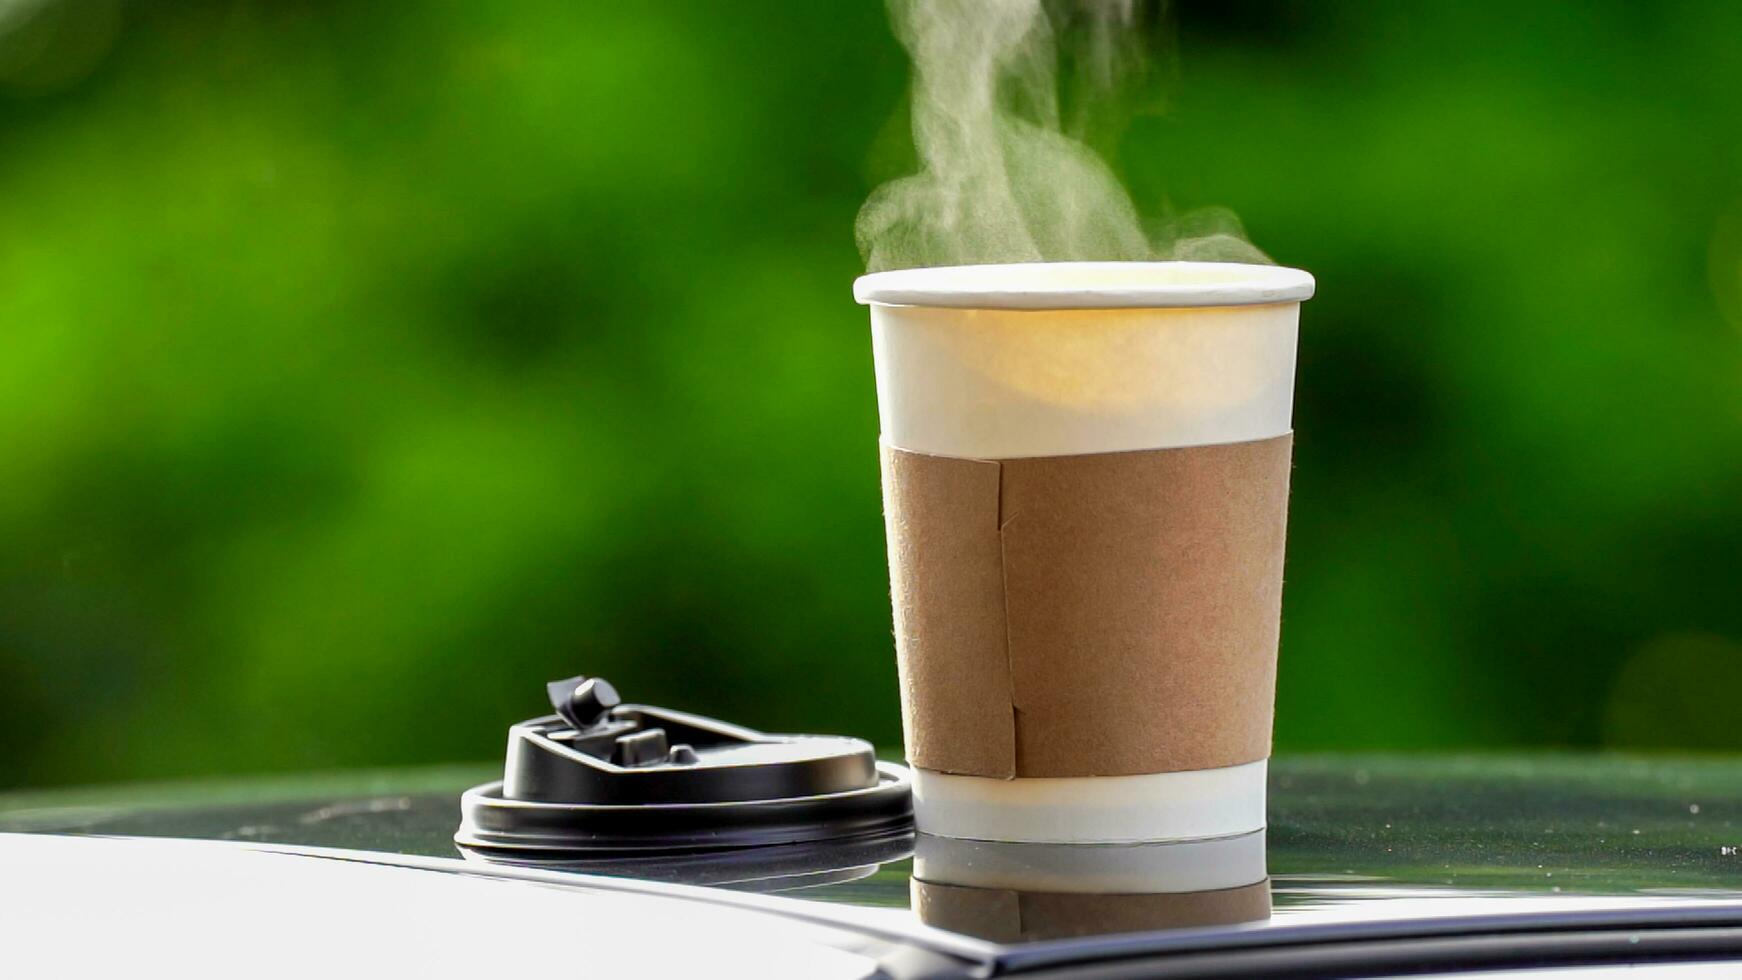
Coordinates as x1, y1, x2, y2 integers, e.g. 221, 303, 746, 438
0, 0, 1739, 788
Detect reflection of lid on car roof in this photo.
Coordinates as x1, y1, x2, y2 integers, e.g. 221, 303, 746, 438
455, 673, 912, 857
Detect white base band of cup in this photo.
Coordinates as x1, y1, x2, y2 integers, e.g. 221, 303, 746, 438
913, 828, 1267, 894
911, 760, 1268, 844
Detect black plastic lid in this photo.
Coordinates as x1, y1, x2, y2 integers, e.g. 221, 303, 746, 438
455, 674, 913, 857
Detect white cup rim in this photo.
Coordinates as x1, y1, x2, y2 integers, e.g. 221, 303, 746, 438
854, 260, 1314, 311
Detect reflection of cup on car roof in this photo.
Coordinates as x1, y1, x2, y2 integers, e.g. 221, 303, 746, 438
911, 830, 1270, 942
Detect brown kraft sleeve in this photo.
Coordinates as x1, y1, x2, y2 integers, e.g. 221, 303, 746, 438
879, 433, 1292, 779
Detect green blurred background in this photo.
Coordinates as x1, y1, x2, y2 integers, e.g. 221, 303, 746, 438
2, 0, 1740, 789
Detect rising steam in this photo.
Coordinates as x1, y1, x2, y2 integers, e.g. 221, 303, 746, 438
856, 0, 1268, 272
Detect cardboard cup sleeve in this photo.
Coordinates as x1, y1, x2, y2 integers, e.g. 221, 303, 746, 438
880, 433, 1292, 780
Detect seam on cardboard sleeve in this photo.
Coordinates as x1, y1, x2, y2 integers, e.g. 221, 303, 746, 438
996, 459, 1020, 779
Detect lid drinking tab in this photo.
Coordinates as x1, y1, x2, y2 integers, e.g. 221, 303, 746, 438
456, 673, 913, 859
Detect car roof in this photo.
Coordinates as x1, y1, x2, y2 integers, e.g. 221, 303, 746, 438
0, 833, 916, 979
5, 753, 1742, 976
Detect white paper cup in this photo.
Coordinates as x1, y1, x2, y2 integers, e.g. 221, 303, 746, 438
856, 261, 1313, 844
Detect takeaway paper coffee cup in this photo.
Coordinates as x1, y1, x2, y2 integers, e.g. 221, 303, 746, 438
911, 832, 1270, 941
854, 261, 1314, 844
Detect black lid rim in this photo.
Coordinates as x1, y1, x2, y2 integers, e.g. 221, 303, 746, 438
455, 761, 914, 854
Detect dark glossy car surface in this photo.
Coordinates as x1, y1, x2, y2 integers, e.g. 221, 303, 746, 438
6, 754, 1742, 977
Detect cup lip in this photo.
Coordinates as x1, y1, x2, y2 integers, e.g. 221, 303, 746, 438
853, 260, 1314, 310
